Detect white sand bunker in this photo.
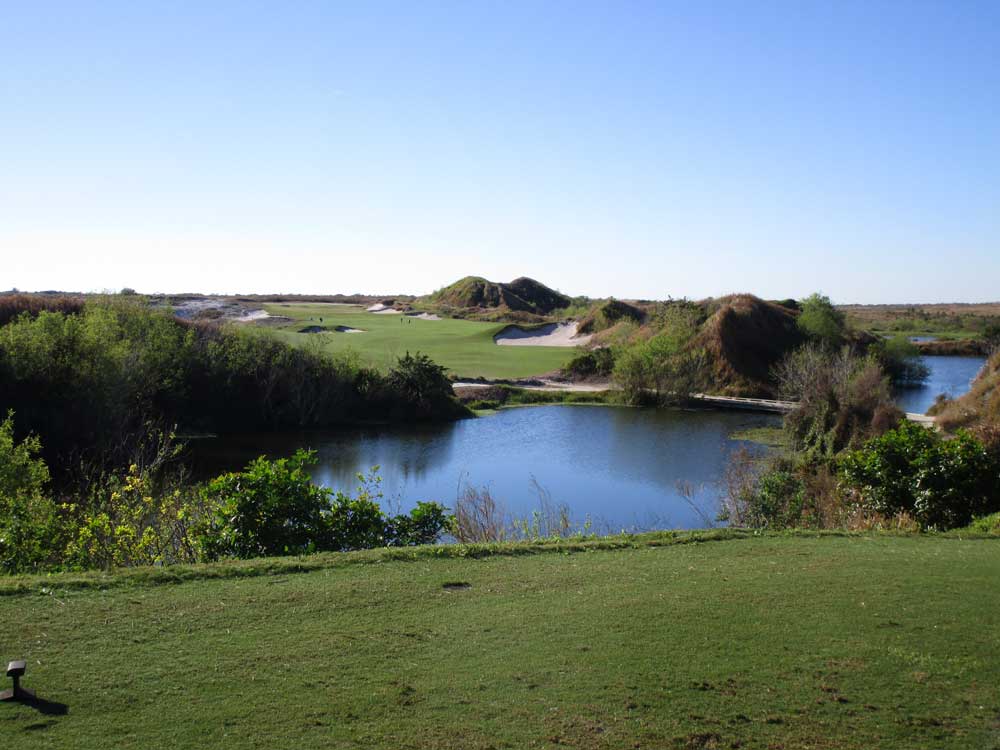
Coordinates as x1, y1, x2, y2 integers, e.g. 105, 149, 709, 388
298, 325, 365, 334
367, 303, 401, 314
234, 309, 271, 322
494, 322, 592, 347
406, 312, 441, 320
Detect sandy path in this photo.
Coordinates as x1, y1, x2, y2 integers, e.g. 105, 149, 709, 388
494, 322, 592, 347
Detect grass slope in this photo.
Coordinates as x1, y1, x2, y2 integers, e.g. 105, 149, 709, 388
2, 535, 998, 749
262, 303, 576, 378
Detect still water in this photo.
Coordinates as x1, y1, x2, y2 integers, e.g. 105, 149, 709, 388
190, 407, 778, 531
894, 355, 986, 415
189, 355, 985, 531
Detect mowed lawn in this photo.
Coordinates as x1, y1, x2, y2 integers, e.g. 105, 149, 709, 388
262, 303, 575, 378
2, 535, 999, 749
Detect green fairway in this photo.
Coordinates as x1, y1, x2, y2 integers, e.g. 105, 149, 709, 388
261, 303, 576, 378
2, 534, 999, 749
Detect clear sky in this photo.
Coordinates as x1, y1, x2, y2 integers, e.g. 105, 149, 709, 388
2, 1, 998, 303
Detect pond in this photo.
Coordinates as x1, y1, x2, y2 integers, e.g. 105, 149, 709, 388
188, 355, 986, 532
189, 406, 779, 532
894, 355, 986, 415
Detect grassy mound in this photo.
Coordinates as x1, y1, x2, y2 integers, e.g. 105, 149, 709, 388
1, 534, 997, 748
577, 298, 646, 334
425, 276, 570, 316
694, 294, 805, 396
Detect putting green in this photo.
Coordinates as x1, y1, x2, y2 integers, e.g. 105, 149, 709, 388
260, 303, 577, 378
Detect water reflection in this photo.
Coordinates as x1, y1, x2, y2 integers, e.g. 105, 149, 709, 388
895, 355, 986, 414
189, 406, 778, 530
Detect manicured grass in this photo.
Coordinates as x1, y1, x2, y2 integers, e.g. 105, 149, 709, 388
261, 303, 576, 378
2, 534, 999, 749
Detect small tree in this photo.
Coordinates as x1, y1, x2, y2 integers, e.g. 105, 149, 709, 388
797, 293, 846, 348
387, 352, 461, 419
874, 336, 930, 387
775, 345, 901, 458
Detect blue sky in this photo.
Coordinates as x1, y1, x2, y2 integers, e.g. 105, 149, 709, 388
2, 1, 998, 302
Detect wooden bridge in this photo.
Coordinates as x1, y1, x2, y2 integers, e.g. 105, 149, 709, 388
452, 382, 937, 426
691, 393, 936, 426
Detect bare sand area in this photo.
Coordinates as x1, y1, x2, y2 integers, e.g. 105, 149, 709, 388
494, 322, 592, 347
367, 304, 402, 314
299, 325, 365, 334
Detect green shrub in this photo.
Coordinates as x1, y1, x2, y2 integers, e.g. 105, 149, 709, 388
873, 336, 930, 388
467, 399, 502, 410
840, 422, 1000, 530
563, 348, 615, 378
613, 324, 708, 406
197, 451, 453, 560
385, 351, 466, 420
964, 511, 1000, 535
797, 293, 846, 348
0, 412, 56, 573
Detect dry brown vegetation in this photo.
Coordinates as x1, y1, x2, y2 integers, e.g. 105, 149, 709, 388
0, 293, 85, 326
915, 339, 990, 356
840, 301, 1000, 319
693, 294, 805, 397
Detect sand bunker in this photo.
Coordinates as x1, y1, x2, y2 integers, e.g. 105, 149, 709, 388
298, 325, 365, 334
236, 309, 271, 322
494, 322, 592, 347
367, 303, 401, 314
406, 312, 441, 320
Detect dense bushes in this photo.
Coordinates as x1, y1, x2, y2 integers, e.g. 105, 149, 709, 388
0, 412, 56, 573
725, 421, 1000, 532
197, 450, 452, 559
0, 298, 468, 480
563, 347, 616, 378
0, 428, 454, 572
841, 422, 1000, 530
